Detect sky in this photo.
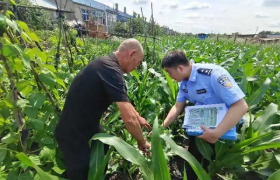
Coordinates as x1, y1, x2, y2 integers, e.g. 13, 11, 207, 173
101, 0, 280, 34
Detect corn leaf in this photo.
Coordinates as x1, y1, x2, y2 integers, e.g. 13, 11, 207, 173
246, 78, 271, 109
151, 117, 171, 180
252, 103, 278, 135
230, 131, 275, 152
183, 165, 187, 180
217, 174, 233, 180
242, 143, 280, 154
220, 152, 244, 168
163, 69, 176, 101
104, 110, 121, 126
250, 152, 280, 170
229, 58, 239, 76
88, 140, 104, 180
251, 131, 280, 147
195, 138, 213, 162
240, 68, 248, 94
131, 70, 141, 84
92, 133, 153, 180
88, 140, 113, 180
160, 134, 211, 180
268, 169, 280, 180
214, 141, 227, 161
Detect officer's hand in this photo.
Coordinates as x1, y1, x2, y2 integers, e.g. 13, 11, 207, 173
198, 125, 220, 143
138, 117, 152, 131
137, 140, 151, 156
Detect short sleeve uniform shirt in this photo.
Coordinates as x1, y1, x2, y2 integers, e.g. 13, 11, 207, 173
176, 63, 245, 109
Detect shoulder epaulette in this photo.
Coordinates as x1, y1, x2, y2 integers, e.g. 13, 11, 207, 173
197, 68, 213, 76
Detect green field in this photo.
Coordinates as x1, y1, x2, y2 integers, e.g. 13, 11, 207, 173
1, 13, 280, 180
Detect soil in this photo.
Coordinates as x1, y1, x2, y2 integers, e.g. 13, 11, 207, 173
169, 155, 186, 180
105, 172, 131, 180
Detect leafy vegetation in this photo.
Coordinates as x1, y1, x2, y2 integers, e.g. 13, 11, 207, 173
0, 10, 280, 180
17, 0, 53, 30
113, 16, 165, 36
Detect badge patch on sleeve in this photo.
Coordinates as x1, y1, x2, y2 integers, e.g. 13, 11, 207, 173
217, 75, 232, 89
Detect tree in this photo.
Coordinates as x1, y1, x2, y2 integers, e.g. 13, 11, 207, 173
128, 17, 143, 34
113, 21, 128, 34
17, 0, 52, 30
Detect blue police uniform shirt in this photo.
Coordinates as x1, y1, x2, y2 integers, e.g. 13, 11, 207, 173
176, 63, 245, 109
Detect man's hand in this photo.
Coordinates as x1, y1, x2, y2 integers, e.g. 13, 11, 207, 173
198, 99, 248, 144
138, 117, 152, 131
198, 125, 221, 144
137, 139, 151, 155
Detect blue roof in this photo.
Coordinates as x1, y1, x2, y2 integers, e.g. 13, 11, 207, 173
117, 11, 133, 21
118, 11, 133, 18
72, 0, 117, 13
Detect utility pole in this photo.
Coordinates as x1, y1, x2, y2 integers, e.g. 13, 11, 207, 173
255, 26, 259, 35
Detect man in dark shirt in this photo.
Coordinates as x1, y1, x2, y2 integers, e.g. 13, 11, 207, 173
54, 38, 151, 180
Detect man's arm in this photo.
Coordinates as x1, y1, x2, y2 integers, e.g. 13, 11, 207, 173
198, 99, 248, 143
215, 99, 248, 136
99, 66, 151, 152
116, 102, 150, 152
162, 101, 186, 128
198, 68, 248, 143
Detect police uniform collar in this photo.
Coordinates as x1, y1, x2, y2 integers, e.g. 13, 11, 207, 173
188, 63, 197, 82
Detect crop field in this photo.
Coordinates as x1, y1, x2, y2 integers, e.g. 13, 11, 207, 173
1, 12, 280, 180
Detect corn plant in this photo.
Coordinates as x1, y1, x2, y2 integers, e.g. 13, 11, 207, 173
90, 118, 211, 180
194, 103, 280, 179
1, 8, 280, 180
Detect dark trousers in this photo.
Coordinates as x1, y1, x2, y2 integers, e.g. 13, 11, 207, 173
185, 123, 243, 179
56, 136, 109, 180
185, 136, 215, 180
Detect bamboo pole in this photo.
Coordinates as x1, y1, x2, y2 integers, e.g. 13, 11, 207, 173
62, 23, 74, 66
151, 2, 155, 62
54, 0, 62, 69
141, 7, 147, 51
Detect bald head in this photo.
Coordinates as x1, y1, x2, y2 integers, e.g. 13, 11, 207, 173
118, 38, 143, 54
115, 38, 144, 73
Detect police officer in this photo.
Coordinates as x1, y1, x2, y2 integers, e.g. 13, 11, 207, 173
160, 50, 248, 179
54, 39, 151, 180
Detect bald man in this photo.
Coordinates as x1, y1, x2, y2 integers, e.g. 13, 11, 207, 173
54, 39, 151, 180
